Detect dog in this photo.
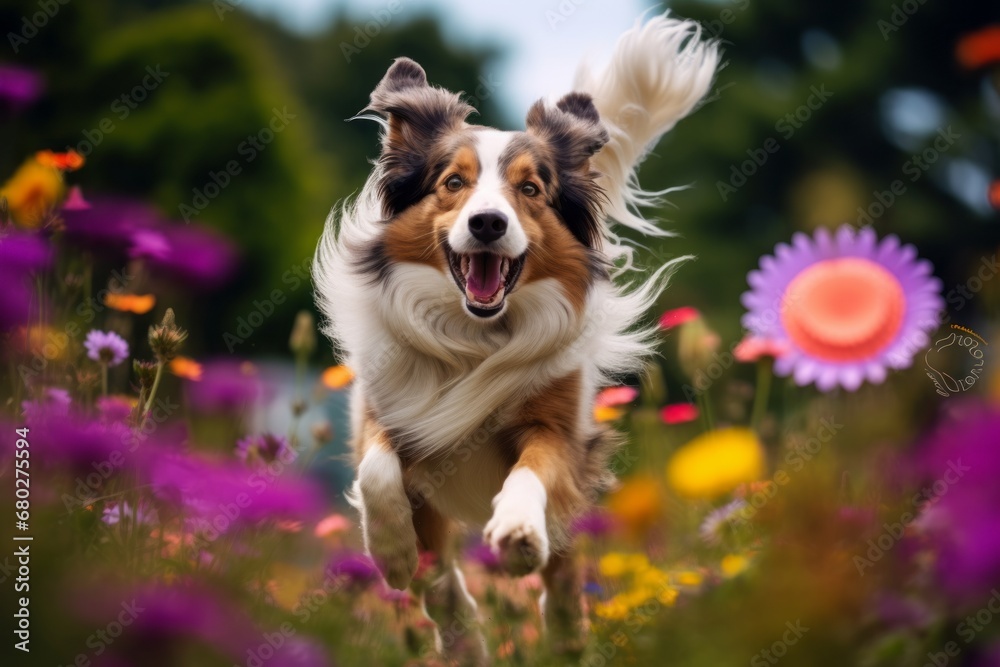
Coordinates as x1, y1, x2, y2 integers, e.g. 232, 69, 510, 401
314, 14, 718, 664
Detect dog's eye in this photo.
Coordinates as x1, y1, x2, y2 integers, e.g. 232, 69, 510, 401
520, 182, 539, 197
445, 175, 464, 192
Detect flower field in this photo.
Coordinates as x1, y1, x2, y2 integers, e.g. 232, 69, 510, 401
2, 6, 1000, 667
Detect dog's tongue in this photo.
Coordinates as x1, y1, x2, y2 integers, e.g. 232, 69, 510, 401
466, 253, 502, 300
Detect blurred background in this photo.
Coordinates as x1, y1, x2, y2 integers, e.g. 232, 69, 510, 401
3, 1, 1000, 666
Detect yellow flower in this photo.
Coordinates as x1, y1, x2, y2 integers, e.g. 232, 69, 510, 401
598, 552, 649, 578
666, 427, 765, 499
674, 570, 704, 587
606, 474, 663, 535
593, 595, 631, 620
321, 365, 354, 390
656, 587, 680, 606
593, 405, 625, 422
1, 157, 65, 227
721, 553, 750, 578
104, 293, 156, 314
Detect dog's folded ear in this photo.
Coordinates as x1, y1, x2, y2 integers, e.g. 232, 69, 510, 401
526, 93, 609, 171
526, 93, 610, 247
364, 59, 474, 215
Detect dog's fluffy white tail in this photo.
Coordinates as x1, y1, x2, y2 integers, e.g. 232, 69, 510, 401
573, 13, 720, 266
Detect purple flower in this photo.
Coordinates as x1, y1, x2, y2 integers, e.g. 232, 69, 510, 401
73, 583, 258, 663
102, 500, 159, 527
132, 223, 239, 288
0, 65, 43, 110
741, 226, 943, 391
236, 433, 296, 467
96, 395, 133, 423
151, 452, 324, 531
186, 360, 266, 413
21, 387, 70, 421
327, 551, 380, 587
0, 233, 52, 331
913, 406, 1000, 605
571, 509, 617, 537
466, 541, 502, 574
84, 330, 129, 366
61, 196, 161, 253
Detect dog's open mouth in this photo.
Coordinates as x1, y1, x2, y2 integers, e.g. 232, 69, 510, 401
447, 246, 526, 318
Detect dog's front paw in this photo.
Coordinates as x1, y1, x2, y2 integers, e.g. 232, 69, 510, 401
484, 499, 549, 576
362, 502, 419, 590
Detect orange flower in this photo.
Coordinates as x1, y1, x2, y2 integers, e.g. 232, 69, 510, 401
169, 356, 203, 381
314, 513, 352, 537
989, 180, 1000, 210
35, 149, 85, 171
606, 474, 663, 536
957, 26, 1000, 69
103, 293, 156, 314
593, 405, 625, 423
0, 157, 64, 227
733, 334, 790, 362
321, 365, 354, 390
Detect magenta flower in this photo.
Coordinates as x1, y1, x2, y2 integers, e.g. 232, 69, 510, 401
0, 65, 43, 110
741, 226, 943, 391
61, 196, 161, 252
96, 395, 133, 423
84, 330, 129, 366
327, 551, 381, 588
186, 360, 266, 413
0, 233, 52, 331
133, 223, 239, 288
151, 452, 324, 530
21, 387, 70, 421
913, 406, 1000, 605
466, 541, 503, 574
571, 509, 617, 537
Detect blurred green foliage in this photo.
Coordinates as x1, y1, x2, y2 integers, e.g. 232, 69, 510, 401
2, 0, 996, 363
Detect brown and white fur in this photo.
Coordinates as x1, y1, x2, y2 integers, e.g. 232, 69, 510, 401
314, 14, 718, 664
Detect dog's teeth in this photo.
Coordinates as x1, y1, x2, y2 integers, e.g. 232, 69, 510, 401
501, 258, 510, 277
460, 255, 470, 275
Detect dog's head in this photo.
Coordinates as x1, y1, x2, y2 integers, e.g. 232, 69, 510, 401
363, 58, 609, 320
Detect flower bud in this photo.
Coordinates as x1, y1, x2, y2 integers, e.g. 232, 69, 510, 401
148, 308, 188, 361
677, 315, 721, 380
289, 310, 316, 357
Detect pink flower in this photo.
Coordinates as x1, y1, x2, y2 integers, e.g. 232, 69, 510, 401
733, 335, 790, 363
595, 386, 639, 407
659, 306, 701, 330
660, 403, 699, 424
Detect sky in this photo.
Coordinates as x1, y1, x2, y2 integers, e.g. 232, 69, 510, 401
237, 0, 657, 121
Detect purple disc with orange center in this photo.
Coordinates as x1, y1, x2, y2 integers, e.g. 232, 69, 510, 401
741, 226, 944, 391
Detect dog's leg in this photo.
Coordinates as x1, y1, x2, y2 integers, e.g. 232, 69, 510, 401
412, 502, 489, 667
484, 427, 585, 575
540, 548, 586, 655
352, 432, 419, 590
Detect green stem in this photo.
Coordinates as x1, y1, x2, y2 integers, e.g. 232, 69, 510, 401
696, 387, 714, 432
750, 358, 773, 432
143, 360, 165, 416
101, 363, 108, 397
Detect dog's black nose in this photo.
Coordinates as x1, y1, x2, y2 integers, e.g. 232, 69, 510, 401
468, 210, 507, 244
